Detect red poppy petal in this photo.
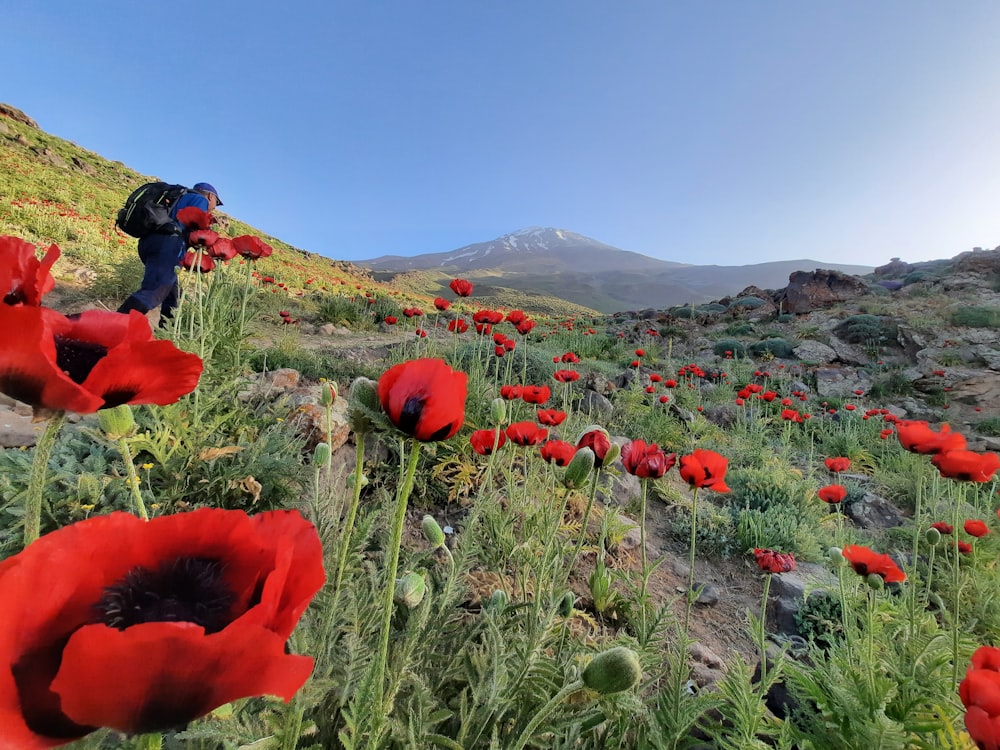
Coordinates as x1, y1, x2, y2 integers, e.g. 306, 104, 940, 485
0, 306, 103, 413
52, 621, 313, 734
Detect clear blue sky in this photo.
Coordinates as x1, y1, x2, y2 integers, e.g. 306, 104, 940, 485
4, 2, 1000, 267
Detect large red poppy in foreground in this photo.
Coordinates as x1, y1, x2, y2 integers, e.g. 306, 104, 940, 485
678, 449, 730, 493
960, 645, 1000, 750
0, 236, 59, 306
0, 508, 324, 747
0, 307, 203, 414
377, 358, 467, 441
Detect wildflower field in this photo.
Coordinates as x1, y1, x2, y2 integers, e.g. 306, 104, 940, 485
3, 115, 1000, 750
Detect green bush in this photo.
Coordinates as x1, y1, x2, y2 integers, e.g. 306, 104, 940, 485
727, 465, 809, 513
724, 321, 755, 336
730, 295, 765, 310
736, 507, 824, 562
834, 314, 898, 345
794, 591, 844, 647
712, 339, 747, 358
977, 417, 1000, 437
748, 338, 796, 359
950, 306, 1000, 328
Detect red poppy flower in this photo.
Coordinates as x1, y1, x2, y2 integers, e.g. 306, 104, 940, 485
433, 297, 451, 311
176, 206, 212, 230
447, 318, 468, 334
577, 428, 612, 468
621, 439, 675, 479
384, 316, 398, 325
181, 251, 215, 273
635, 349, 645, 357
753, 548, 796, 574
473, 310, 503, 325
377, 358, 467, 442
896, 420, 966, 455
449, 278, 473, 297
207, 237, 237, 260
961, 646, 1000, 750
470, 428, 506, 455
649, 373, 662, 383
231, 235, 273, 260
930, 521, 953, 535
630, 360, 641, 368
514, 319, 536, 335
520, 385, 551, 405
1, 236, 58, 306
965, 519, 990, 538
0, 508, 323, 745
187, 229, 219, 248
561, 352, 580, 363
506, 421, 548, 446
537, 409, 567, 426
505, 310, 526, 325
539, 439, 577, 466
553, 369, 579, 383
932, 450, 1000, 483
760, 391, 777, 402
663, 379, 677, 388
499, 384, 522, 401
957, 541, 973, 555
824, 457, 851, 473
818, 484, 847, 504
402, 307, 423, 318
659, 395, 670, 404
0, 308, 203, 415
841, 544, 906, 583
781, 408, 802, 422
415, 329, 427, 338
678, 449, 730, 493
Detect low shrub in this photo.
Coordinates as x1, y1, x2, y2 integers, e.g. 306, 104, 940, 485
834, 314, 898, 346
950, 306, 1000, 328
748, 338, 795, 359
712, 339, 748, 358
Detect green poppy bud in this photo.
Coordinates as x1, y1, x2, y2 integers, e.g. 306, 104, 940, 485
603, 441, 621, 466
564, 447, 595, 489
347, 377, 380, 434
865, 573, 885, 591
487, 589, 508, 611
925, 527, 942, 546
313, 442, 331, 467
394, 571, 426, 608
320, 381, 338, 407
582, 646, 642, 695
828, 546, 845, 566
558, 591, 576, 617
490, 397, 507, 425
98, 404, 136, 440
347, 472, 369, 489
421, 514, 446, 548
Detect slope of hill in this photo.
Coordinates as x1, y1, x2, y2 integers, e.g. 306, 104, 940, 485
360, 228, 874, 313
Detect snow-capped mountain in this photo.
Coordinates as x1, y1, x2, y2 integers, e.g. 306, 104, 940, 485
362, 227, 685, 275
358, 228, 874, 313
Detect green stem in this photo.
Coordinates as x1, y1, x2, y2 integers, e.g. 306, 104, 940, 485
638, 477, 650, 641
374, 439, 422, 715
118, 437, 149, 520
330, 433, 367, 605
24, 413, 66, 546
509, 679, 585, 750
684, 486, 700, 635
566, 469, 601, 577
759, 573, 772, 688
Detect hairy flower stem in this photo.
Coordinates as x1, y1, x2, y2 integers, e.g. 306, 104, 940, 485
329, 433, 367, 611
117, 436, 149, 520
23, 412, 66, 547
638, 478, 651, 640
509, 680, 585, 750
684, 486, 701, 635
374, 439, 422, 715
758, 573, 772, 687
566, 468, 601, 579
951, 483, 965, 686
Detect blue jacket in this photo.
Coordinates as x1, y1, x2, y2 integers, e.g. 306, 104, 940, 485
171, 191, 210, 218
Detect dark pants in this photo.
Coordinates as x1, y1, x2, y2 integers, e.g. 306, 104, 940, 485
117, 232, 185, 320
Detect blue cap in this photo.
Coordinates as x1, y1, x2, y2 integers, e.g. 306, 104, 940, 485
193, 182, 223, 206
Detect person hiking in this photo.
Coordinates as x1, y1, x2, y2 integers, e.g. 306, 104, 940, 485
117, 182, 223, 323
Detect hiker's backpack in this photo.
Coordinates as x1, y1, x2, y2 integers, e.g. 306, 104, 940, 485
115, 182, 189, 238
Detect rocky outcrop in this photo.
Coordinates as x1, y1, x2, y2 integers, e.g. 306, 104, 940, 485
778, 269, 870, 314
0, 103, 38, 128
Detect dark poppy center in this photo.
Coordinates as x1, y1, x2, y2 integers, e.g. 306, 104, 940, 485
96, 557, 234, 634
54, 336, 107, 384
398, 394, 425, 435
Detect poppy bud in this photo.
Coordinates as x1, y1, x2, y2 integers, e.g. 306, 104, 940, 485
487, 589, 508, 611
347, 473, 369, 489
394, 572, 426, 608
421, 514, 446, 548
320, 381, 337, 407
925, 526, 942, 546
828, 547, 845, 566
98, 404, 136, 440
865, 573, 884, 591
491, 397, 507, 425
347, 377, 380, 434
582, 646, 642, 695
564, 447, 595, 489
313, 442, 331, 467
558, 591, 576, 617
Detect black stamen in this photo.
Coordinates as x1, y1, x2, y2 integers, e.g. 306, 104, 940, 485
54, 336, 107, 384
398, 394, 425, 435
96, 557, 234, 634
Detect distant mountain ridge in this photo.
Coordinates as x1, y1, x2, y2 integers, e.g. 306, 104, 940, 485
360, 228, 874, 313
